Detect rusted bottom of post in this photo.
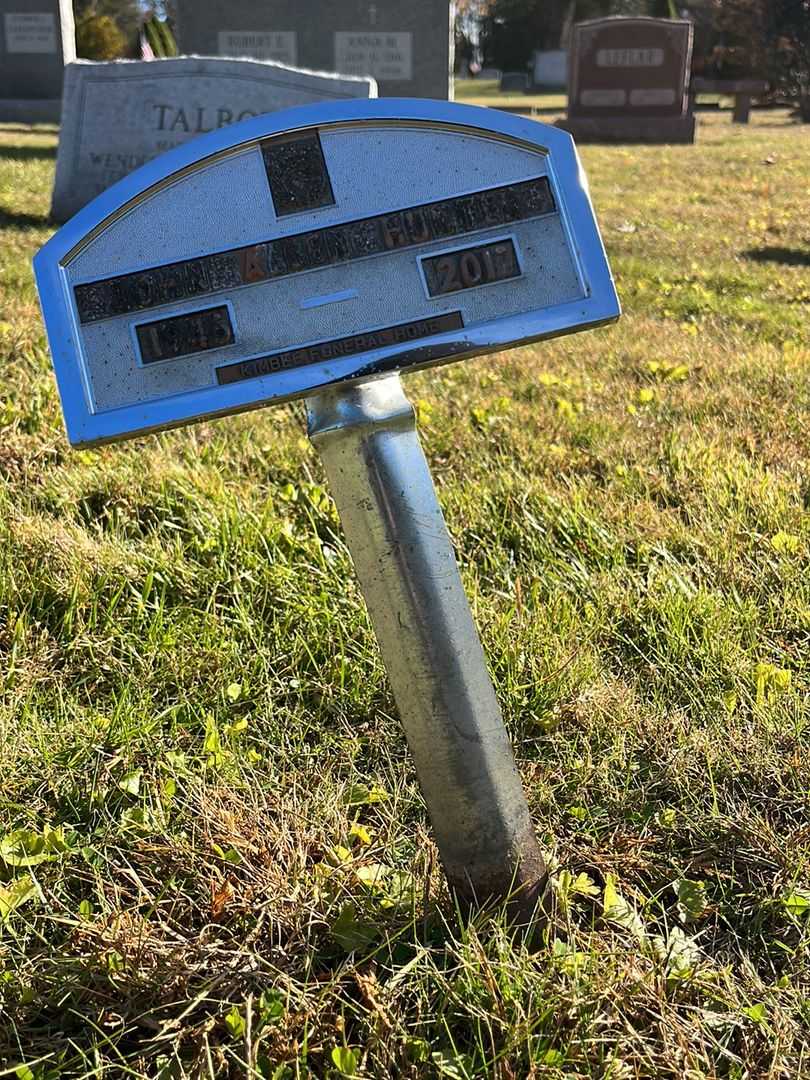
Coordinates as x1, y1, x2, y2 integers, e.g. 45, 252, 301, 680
446, 829, 549, 933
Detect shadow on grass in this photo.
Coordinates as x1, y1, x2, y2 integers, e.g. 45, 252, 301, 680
0, 207, 50, 229
0, 143, 56, 162
744, 246, 810, 267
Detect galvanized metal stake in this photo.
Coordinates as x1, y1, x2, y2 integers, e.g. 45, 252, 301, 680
307, 374, 547, 922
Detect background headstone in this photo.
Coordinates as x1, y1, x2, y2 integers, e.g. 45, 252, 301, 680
559, 17, 694, 143
0, 0, 74, 122
50, 57, 376, 222
173, 0, 453, 100
499, 71, 528, 93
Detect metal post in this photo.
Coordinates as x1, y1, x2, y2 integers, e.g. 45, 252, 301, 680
306, 374, 546, 923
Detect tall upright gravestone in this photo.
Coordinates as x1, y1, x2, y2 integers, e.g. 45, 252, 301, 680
173, 0, 453, 100
50, 58, 375, 222
560, 17, 695, 144
0, 0, 74, 122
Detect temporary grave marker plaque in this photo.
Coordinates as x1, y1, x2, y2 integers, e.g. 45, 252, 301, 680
36, 99, 619, 920
37, 100, 617, 445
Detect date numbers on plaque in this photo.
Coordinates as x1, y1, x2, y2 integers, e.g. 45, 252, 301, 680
135, 305, 235, 364
421, 239, 520, 298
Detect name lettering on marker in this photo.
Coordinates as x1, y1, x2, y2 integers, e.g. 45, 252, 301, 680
74, 176, 556, 324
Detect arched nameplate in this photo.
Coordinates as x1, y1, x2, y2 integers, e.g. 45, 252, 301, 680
35, 99, 619, 447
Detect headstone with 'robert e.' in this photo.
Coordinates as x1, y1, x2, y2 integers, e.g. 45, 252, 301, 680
173, 0, 453, 100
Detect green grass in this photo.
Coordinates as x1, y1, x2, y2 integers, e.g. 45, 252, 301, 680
455, 80, 568, 114
0, 112, 809, 1078
454, 79, 735, 114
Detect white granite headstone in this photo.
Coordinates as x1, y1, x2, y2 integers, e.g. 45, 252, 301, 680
50, 56, 376, 222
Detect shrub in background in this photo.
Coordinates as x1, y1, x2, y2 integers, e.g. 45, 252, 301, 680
75, 12, 126, 59
768, 0, 810, 119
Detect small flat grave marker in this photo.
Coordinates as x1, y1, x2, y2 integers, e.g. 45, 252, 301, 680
499, 71, 529, 93
36, 99, 619, 920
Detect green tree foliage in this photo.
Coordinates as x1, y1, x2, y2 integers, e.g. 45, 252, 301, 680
73, 0, 141, 53
75, 11, 126, 59
703, 0, 809, 118
143, 14, 178, 58
707, 0, 770, 77
767, 0, 810, 117
481, 0, 678, 71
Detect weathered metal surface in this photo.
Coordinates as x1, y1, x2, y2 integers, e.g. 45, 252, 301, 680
307, 374, 548, 922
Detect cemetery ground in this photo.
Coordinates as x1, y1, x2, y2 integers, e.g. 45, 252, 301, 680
0, 111, 808, 1079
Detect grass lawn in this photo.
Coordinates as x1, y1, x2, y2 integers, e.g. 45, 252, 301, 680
455, 80, 568, 115
0, 111, 809, 1078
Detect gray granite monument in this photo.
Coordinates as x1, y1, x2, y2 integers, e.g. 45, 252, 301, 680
559, 17, 694, 144
50, 57, 376, 222
173, 0, 453, 100
499, 72, 529, 93
0, 0, 75, 122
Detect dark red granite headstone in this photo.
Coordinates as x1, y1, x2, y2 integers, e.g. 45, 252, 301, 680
559, 17, 695, 143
